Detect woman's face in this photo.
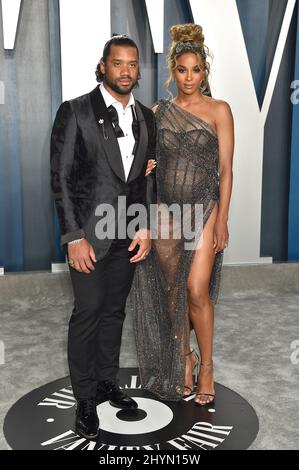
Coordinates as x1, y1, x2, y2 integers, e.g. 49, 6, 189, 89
173, 52, 206, 96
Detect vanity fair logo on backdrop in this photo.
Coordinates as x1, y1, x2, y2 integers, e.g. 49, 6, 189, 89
3, 368, 259, 450
1, 0, 297, 265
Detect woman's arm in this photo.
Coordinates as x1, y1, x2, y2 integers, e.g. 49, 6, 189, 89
214, 100, 234, 253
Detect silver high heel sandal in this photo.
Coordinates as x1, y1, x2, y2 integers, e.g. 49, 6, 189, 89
194, 361, 215, 406
182, 349, 200, 398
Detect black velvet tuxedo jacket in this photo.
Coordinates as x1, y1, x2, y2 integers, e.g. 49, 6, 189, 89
50, 86, 156, 260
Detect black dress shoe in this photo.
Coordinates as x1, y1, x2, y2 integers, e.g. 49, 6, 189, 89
75, 398, 99, 440
97, 380, 138, 409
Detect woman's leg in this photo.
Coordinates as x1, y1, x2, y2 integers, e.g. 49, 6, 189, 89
186, 204, 218, 404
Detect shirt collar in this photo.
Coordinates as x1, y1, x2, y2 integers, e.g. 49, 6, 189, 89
99, 82, 135, 111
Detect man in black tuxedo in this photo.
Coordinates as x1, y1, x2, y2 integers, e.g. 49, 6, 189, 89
50, 35, 156, 440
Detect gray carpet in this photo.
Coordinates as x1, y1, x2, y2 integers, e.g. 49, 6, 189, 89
0, 263, 298, 450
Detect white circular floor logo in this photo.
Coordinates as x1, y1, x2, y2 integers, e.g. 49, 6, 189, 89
4, 368, 258, 450
99, 398, 173, 435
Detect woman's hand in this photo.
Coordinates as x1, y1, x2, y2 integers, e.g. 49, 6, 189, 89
213, 218, 229, 254
145, 159, 156, 176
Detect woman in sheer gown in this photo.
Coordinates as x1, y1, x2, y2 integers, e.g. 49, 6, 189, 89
132, 24, 234, 404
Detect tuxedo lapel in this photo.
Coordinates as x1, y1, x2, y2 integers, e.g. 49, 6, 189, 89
89, 86, 126, 182
127, 101, 148, 183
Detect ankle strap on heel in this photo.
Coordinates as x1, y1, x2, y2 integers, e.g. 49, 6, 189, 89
186, 349, 195, 357
186, 349, 200, 360
200, 360, 213, 367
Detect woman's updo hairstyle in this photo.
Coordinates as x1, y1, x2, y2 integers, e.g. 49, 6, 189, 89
166, 23, 212, 96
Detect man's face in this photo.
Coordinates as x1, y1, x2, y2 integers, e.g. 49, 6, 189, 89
100, 44, 139, 95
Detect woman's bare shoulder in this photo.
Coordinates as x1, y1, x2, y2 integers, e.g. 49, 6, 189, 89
210, 98, 233, 123
211, 98, 232, 111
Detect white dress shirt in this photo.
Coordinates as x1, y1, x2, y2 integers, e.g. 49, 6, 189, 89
99, 83, 136, 181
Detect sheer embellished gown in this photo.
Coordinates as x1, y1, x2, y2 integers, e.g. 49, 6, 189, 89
131, 99, 223, 401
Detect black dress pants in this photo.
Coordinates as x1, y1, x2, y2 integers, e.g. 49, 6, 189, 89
68, 238, 137, 400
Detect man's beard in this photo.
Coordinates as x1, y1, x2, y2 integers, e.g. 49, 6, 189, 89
104, 75, 138, 95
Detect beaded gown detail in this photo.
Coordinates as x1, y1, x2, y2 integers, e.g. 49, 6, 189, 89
131, 100, 223, 400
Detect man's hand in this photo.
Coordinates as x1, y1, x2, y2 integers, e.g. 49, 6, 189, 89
68, 239, 97, 273
128, 229, 152, 263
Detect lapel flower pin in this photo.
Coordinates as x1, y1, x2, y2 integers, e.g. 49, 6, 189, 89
98, 118, 108, 140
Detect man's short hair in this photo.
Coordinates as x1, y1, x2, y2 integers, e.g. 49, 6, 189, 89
95, 34, 140, 83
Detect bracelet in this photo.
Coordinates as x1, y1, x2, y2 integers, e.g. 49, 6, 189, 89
68, 238, 84, 245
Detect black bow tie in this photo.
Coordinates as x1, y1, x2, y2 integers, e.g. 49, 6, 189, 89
106, 104, 139, 155
107, 105, 125, 138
